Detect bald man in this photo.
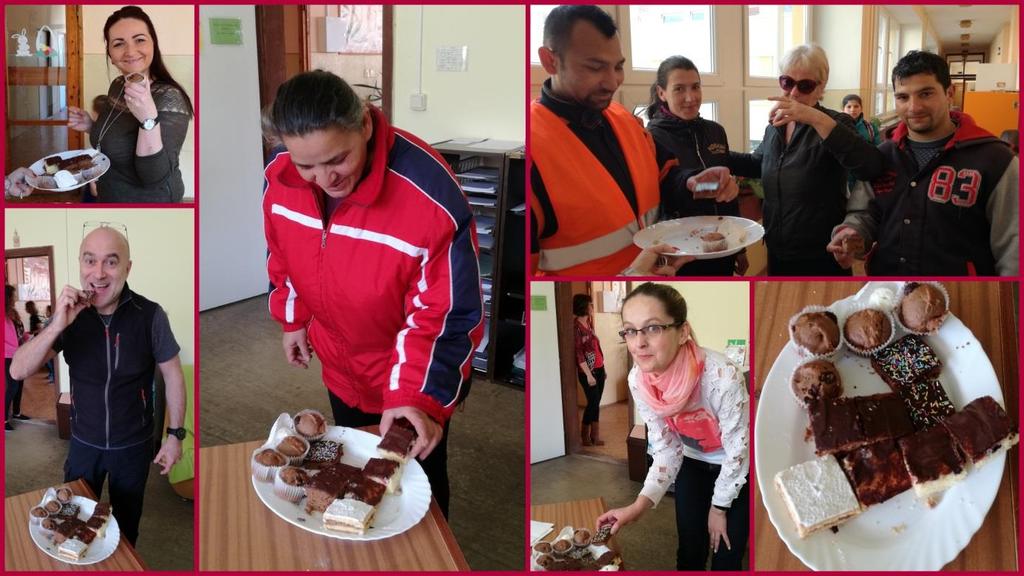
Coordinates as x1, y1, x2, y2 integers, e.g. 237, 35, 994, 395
10, 226, 186, 545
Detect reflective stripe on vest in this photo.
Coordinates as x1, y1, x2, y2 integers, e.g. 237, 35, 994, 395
531, 100, 661, 275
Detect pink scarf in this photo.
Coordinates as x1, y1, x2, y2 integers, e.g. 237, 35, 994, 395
634, 339, 706, 418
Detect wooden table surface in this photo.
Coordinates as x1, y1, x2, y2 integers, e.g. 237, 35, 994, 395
753, 281, 1019, 571
531, 497, 621, 558
198, 435, 470, 571
4, 479, 147, 571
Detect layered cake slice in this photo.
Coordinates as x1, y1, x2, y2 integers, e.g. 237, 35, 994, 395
895, 379, 956, 431
303, 462, 360, 514
856, 393, 914, 443
73, 524, 98, 546
53, 518, 82, 545
303, 440, 344, 470
57, 538, 89, 562
91, 502, 111, 520
841, 439, 912, 506
345, 475, 386, 507
774, 455, 862, 538
323, 498, 376, 534
941, 395, 1019, 468
898, 426, 966, 500
363, 457, 402, 494
809, 396, 868, 455
871, 335, 942, 390
85, 516, 108, 538
378, 425, 417, 463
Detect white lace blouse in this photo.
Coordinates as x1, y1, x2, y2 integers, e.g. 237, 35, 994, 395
628, 348, 750, 509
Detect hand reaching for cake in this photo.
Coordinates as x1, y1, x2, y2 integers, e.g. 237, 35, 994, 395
381, 406, 442, 460
595, 496, 653, 535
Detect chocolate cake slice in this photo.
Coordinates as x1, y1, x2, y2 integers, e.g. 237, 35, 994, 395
344, 475, 386, 507
898, 426, 966, 500
378, 425, 417, 463
809, 396, 868, 455
303, 462, 360, 514
841, 439, 912, 506
871, 335, 942, 390
895, 379, 956, 431
856, 393, 915, 442
941, 395, 1019, 467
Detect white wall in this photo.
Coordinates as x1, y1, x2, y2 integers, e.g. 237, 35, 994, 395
900, 24, 923, 56
593, 311, 627, 405
530, 282, 565, 464
392, 5, 524, 144
5, 209, 195, 392
83, 5, 195, 200
197, 6, 268, 310
812, 5, 863, 110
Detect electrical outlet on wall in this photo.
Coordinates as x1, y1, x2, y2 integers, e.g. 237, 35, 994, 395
410, 93, 427, 111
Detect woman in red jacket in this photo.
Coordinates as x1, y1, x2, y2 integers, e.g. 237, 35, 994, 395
261, 71, 484, 516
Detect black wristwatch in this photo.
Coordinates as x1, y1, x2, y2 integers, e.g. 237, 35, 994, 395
713, 504, 729, 512
166, 427, 186, 440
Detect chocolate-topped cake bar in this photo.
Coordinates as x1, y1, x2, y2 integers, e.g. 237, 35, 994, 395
941, 395, 1019, 467
377, 424, 417, 463
56, 502, 80, 520
897, 426, 966, 500
53, 518, 84, 544
841, 439, 912, 506
809, 396, 867, 455
303, 440, 344, 470
304, 462, 360, 514
345, 475, 386, 507
856, 393, 914, 442
895, 379, 955, 431
871, 335, 942, 390
363, 457, 402, 493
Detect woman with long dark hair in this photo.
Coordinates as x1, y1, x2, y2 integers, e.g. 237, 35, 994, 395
67, 5, 194, 202
573, 294, 606, 446
646, 56, 746, 276
597, 283, 749, 570
5, 285, 26, 430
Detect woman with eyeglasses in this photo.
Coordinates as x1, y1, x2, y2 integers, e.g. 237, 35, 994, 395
729, 44, 884, 275
596, 282, 748, 571
67, 6, 193, 202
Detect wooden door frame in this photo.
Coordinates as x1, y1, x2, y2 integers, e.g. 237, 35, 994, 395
554, 283, 580, 456
4, 246, 59, 391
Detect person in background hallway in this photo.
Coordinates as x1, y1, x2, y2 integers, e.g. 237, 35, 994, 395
573, 294, 606, 447
842, 94, 882, 146
5, 285, 26, 431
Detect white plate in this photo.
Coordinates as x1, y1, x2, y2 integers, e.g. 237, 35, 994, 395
251, 413, 431, 541
28, 491, 121, 566
633, 216, 764, 259
26, 149, 110, 192
756, 281, 1007, 571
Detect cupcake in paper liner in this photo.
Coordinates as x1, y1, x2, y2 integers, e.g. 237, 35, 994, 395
274, 434, 310, 467
532, 541, 553, 557
40, 517, 59, 534
788, 305, 842, 359
571, 528, 593, 549
840, 304, 896, 357
29, 506, 48, 525
293, 409, 328, 441
789, 358, 843, 408
273, 466, 310, 503
251, 446, 287, 483
551, 536, 573, 558
895, 282, 949, 336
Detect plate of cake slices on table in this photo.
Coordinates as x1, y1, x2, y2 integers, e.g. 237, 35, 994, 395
28, 486, 119, 565
632, 215, 764, 260
250, 409, 431, 541
756, 281, 1018, 570
530, 522, 622, 571
25, 149, 110, 192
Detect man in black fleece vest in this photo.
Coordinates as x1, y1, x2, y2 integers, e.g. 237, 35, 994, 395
10, 226, 186, 545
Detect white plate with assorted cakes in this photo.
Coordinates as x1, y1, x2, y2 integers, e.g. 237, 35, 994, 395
250, 410, 431, 541
632, 215, 764, 259
530, 523, 622, 571
28, 487, 119, 565
756, 281, 1017, 570
25, 149, 110, 192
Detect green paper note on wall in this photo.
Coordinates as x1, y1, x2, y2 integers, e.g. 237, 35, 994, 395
531, 295, 547, 311
210, 18, 243, 45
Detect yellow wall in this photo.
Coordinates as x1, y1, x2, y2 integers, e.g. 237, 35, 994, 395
82, 5, 195, 199
660, 282, 749, 356
392, 5, 524, 144
4, 209, 195, 392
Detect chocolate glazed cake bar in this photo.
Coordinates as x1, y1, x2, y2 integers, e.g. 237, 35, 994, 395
809, 394, 913, 455
895, 379, 955, 431
941, 395, 1020, 467
841, 439, 912, 506
897, 426, 966, 500
871, 335, 942, 390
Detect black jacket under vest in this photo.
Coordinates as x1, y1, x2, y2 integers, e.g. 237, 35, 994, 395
54, 285, 167, 449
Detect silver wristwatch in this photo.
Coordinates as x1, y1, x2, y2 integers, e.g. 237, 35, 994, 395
140, 118, 158, 131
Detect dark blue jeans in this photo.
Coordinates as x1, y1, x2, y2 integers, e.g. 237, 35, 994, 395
577, 366, 606, 424
64, 438, 153, 545
674, 456, 750, 570
5, 358, 24, 421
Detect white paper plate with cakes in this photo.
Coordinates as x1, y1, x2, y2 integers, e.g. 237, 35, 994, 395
756, 281, 1012, 570
632, 215, 764, 259
250, 411, 431, 541
25, 149, 110, 192
28, 488, 120, 565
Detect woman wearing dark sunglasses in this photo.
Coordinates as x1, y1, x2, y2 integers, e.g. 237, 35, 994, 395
729, 44, 884, 275
597, 283, 748, 570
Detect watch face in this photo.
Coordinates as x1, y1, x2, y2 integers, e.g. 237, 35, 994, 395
142, 118, 157, 130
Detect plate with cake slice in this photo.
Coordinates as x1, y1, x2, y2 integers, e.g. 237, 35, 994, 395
28, 488, 120, 565
756, 281, 1015, 570
25, 149, 110, 192
632, 215, 764, 259
250, 412, 431, 541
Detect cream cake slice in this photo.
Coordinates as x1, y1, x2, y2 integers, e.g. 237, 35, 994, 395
774, 455, 862, 538
323, 498, 376, 535
57, 538, 88, 562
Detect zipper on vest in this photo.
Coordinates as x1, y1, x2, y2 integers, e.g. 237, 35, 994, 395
104, 326, 112, 449
114, 333, 120, 371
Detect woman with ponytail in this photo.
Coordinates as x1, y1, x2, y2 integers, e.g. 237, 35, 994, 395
596, 282, 749, 570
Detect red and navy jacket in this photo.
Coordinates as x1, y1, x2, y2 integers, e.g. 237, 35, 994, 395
262, 106, 484, 423
867, 111, 1018, 276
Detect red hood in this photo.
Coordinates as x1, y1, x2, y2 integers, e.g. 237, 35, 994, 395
891, 110, 999, 150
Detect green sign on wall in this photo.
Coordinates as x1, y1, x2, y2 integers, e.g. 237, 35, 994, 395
210, 18, 243, 45
531, 295, 547, 311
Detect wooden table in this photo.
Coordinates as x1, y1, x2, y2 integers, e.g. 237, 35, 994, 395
753, 281, 1019, 570
531, 497, 621, 556
4, 479, 147, 571
198, 435, 469, 571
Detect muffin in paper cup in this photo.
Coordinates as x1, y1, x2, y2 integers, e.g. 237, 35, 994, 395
789, 357, 843, 408
274, 434, 310, 467
895, 281, 950, 336
788, 305, 842, 359
840, 305, 896, 357
40, 517, 59, 534
28, 506, 48, 525
571, 528, 593, 548
273, 466, 310, 503
55, 486, 73, 504
292, 409, 328, 441
251, 446, 287, 483
533, 541, 553, 556
551, 536, 573, 558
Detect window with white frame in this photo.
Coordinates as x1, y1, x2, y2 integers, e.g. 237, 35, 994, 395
747, 5, 809, 79
873, 9, 902, 115
628, 6, 714, 73
748, 99, 773, 151
529, 5, 559, 66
